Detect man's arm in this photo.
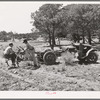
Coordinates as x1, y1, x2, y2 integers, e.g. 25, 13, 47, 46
9, 48, 15, 54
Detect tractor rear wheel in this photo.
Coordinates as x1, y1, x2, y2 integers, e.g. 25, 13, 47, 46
43, 51, 56, 65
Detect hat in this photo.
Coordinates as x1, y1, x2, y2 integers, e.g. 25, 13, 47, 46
23, 39, 27, 43
9, 43, 13, 46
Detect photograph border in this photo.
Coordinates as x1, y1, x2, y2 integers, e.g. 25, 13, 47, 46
0, 0, 100, 99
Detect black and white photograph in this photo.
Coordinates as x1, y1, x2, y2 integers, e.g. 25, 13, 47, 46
1, 0, 100, 98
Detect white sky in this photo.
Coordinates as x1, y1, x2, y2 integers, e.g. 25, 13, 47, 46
0, 1, 100, 33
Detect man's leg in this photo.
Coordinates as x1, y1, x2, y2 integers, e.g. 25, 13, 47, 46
10, 53, 16, 66
30, 50, 39, 67
4, 54, 10, 66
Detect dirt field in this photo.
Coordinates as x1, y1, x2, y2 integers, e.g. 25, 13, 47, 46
0, 40, 100, 91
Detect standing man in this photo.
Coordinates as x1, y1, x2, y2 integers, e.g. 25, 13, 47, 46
3, 43, 16, 67
23, 39, 39, 68
78, 40, 84, 64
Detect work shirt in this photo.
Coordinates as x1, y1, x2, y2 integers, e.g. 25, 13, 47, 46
4, 46, 14, 55
78, 43, 84, 58
24, 43, 34, 50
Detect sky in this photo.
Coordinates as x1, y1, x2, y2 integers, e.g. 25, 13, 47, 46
0, 1, 99, 33
0, 2, 45, 33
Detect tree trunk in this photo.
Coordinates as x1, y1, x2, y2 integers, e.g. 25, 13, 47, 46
76, 29, 80, 43
87, 29, 92, 45
48, 33, 54, 50
48, 33, 51, 46
82, 35, 85, 44
82, 28, 85, 44
52, 33, 55, 45
51, 26, 56, 50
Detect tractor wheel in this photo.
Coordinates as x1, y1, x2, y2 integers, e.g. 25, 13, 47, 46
43, 51, 56, 65
44, 49, 52, 53
86, 52, 98, 63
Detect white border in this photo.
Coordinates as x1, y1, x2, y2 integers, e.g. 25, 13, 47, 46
0, 91, 100, 99
0, 1, 100, 99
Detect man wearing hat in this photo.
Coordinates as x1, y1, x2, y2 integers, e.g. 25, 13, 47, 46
3, 43, 16, 67
23, 39, 39, 68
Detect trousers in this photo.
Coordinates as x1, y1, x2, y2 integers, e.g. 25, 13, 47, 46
4, 53, 16, 64
26, 49, 38, 65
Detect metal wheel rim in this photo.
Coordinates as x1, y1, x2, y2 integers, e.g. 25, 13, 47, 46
43, 51, 56, 65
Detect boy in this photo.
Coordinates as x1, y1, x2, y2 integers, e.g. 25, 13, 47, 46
3, 43, 16, 67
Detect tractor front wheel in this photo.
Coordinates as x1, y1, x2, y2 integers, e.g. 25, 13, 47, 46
86, 52, 98, 63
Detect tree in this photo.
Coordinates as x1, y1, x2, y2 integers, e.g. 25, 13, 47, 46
32, 4, 100, 46
8, 31, 14, 41
0, 31, 8, 41
63, 4, 100, 44
31, 4, 63, 49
